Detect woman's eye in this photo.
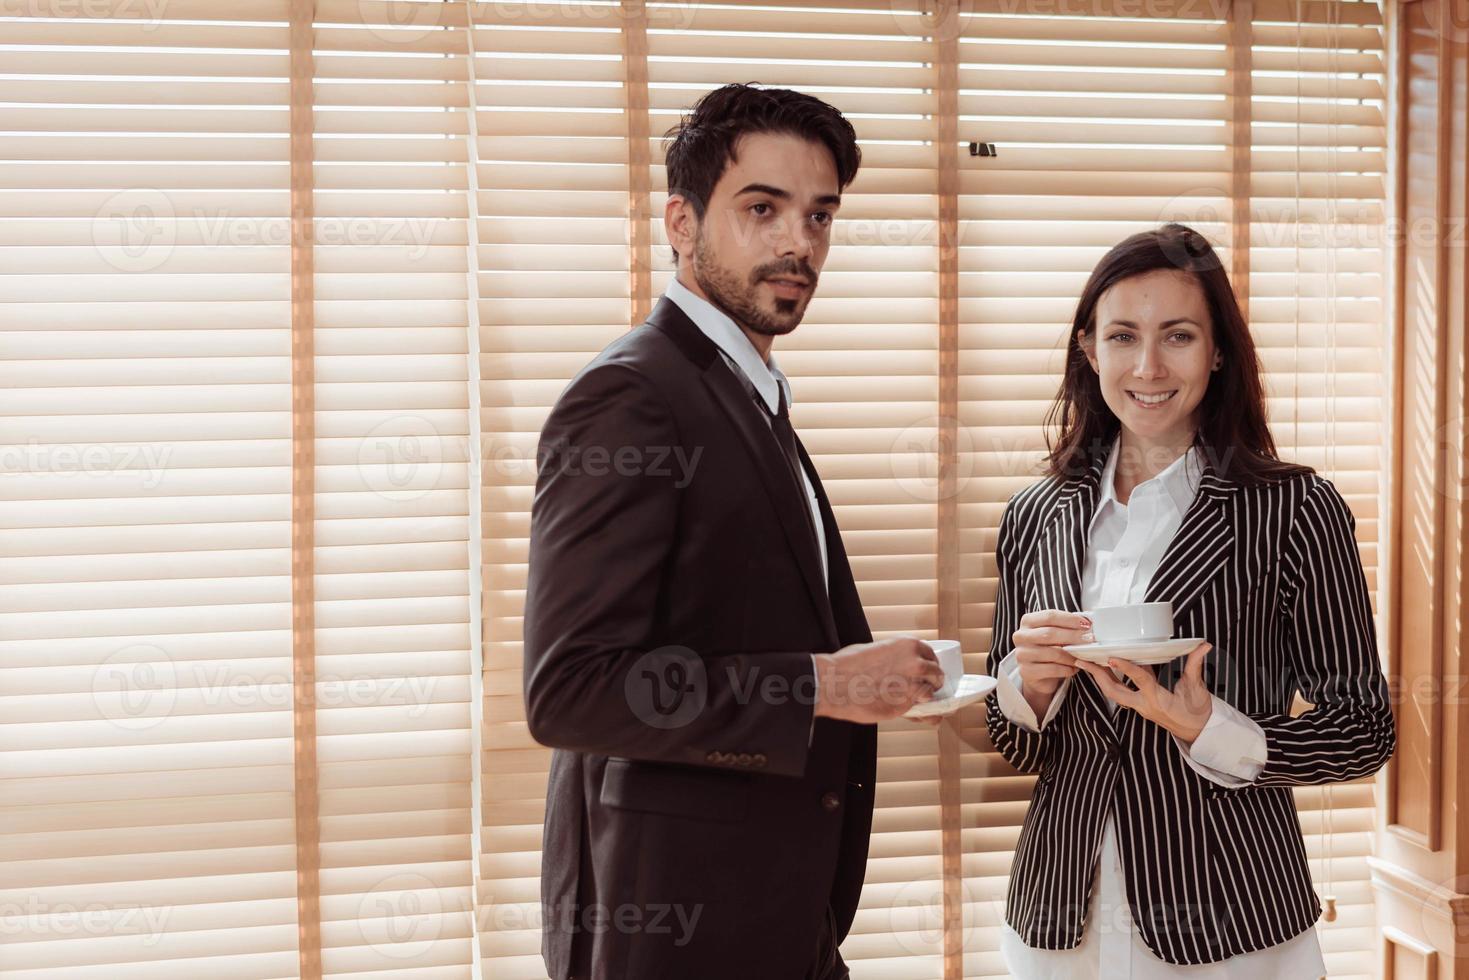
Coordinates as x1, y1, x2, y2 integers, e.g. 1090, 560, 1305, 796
1107, 333, 1133, 343
1170, 331, 1193, 342
750, 203, 771, 217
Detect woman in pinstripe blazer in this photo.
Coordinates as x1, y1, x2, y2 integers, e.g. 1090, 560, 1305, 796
983, 223, 1396, 975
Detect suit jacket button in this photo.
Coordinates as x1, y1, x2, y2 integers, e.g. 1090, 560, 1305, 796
821, 791, 841, 811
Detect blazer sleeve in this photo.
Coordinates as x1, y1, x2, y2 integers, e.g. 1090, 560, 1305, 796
984, 494, 1051, 775
1249, 477, 1396, 787
522, 362, 818, 778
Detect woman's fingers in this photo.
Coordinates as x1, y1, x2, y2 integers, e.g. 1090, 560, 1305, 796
1182, 642, 1212, 685
1015, 624, 1092, 648
1044, 625, 1094, 646
1024, 662, 1079, 682
1106, 658, 1153, 690
1015, 645, 1081, 667
1020, 608, 1091, 630
1016, 610, 1093, 647
1077, 661, 1141, 708
1014, 645, 1081, 693
1011, 611, 1093, 693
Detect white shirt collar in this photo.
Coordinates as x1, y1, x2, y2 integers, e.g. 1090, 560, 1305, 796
1092, 433, 1203, 526
664, 275, 791, 415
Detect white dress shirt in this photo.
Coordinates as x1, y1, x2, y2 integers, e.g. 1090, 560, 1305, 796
663, 278, 830, 746
664, 276, 827, 590
994, 436, 1326, 978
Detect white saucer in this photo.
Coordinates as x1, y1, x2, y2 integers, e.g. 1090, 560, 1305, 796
1061, 637, 1206, 666
904, 673, 998, 718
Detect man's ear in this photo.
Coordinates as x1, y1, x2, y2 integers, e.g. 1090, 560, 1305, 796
664, 194, 697, 261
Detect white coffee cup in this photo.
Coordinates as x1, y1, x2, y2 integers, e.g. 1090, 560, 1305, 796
1081, 602, 1174, 645
926, 639, 964, 699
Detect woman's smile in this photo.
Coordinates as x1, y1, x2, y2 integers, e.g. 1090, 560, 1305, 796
1127, 389, 1178, 408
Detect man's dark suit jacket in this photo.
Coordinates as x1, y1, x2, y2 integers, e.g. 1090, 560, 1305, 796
522, 295, 877, 980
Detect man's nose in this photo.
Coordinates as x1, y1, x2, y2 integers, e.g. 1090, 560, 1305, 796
776, 217, 816, 261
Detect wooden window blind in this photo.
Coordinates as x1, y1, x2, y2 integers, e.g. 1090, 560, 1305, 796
0, 2, 1388, 978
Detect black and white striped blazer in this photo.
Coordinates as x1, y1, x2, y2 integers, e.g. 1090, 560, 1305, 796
983, 445, 1396, 966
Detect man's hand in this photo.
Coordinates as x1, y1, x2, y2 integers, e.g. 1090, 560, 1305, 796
813, 637, 945, 724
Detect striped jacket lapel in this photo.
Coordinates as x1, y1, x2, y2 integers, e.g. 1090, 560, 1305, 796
1116, 450, 1239, 738
1032, 444, 1239, 737
1031, 451, 1115, 736
1141, 451, 1237, 680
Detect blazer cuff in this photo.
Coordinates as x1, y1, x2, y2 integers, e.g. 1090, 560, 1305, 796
1174, 694, 1268, 787
808, 653, 818, 746
995, 650, 1070, 733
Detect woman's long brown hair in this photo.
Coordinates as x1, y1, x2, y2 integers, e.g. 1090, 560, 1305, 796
1041, 223, 1314, 487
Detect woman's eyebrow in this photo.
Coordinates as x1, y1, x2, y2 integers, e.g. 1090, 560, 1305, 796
1104, 318, 1202, 328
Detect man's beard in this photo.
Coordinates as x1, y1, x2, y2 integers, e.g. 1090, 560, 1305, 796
691, 229, 813, 338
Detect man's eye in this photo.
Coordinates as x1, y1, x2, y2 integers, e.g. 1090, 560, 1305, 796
811, 211, 832, 225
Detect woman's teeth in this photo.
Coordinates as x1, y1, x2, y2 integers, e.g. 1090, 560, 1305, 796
1128, 390, 1177, 407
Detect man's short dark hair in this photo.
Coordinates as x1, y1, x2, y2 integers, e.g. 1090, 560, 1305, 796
662, 83, 861, 264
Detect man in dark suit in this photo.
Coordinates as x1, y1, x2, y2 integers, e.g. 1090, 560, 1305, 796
522, 84, 946, 980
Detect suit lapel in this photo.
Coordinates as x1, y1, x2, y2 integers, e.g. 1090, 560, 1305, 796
1031, 459, 1099, 623
1140, 466, 1235, 620
797, 439, 858, 647
1031, 443, 1238, 740
1030, 452, 1119, 738
702, 361, 840, 646
646, 297, 840, 648
1137, 459, 1236, 692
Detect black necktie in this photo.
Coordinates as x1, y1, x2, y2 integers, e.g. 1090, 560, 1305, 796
771, 384, 822, 552
771, 384, 803, 485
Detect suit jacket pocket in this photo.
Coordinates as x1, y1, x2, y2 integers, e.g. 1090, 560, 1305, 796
600, 757, 752, 823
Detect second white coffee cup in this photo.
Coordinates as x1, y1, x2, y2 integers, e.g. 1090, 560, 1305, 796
926, 639, 964, 699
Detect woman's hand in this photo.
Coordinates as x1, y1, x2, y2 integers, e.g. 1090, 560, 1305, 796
1012, 610, 1092, 718
1075, 642, 1214, 744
